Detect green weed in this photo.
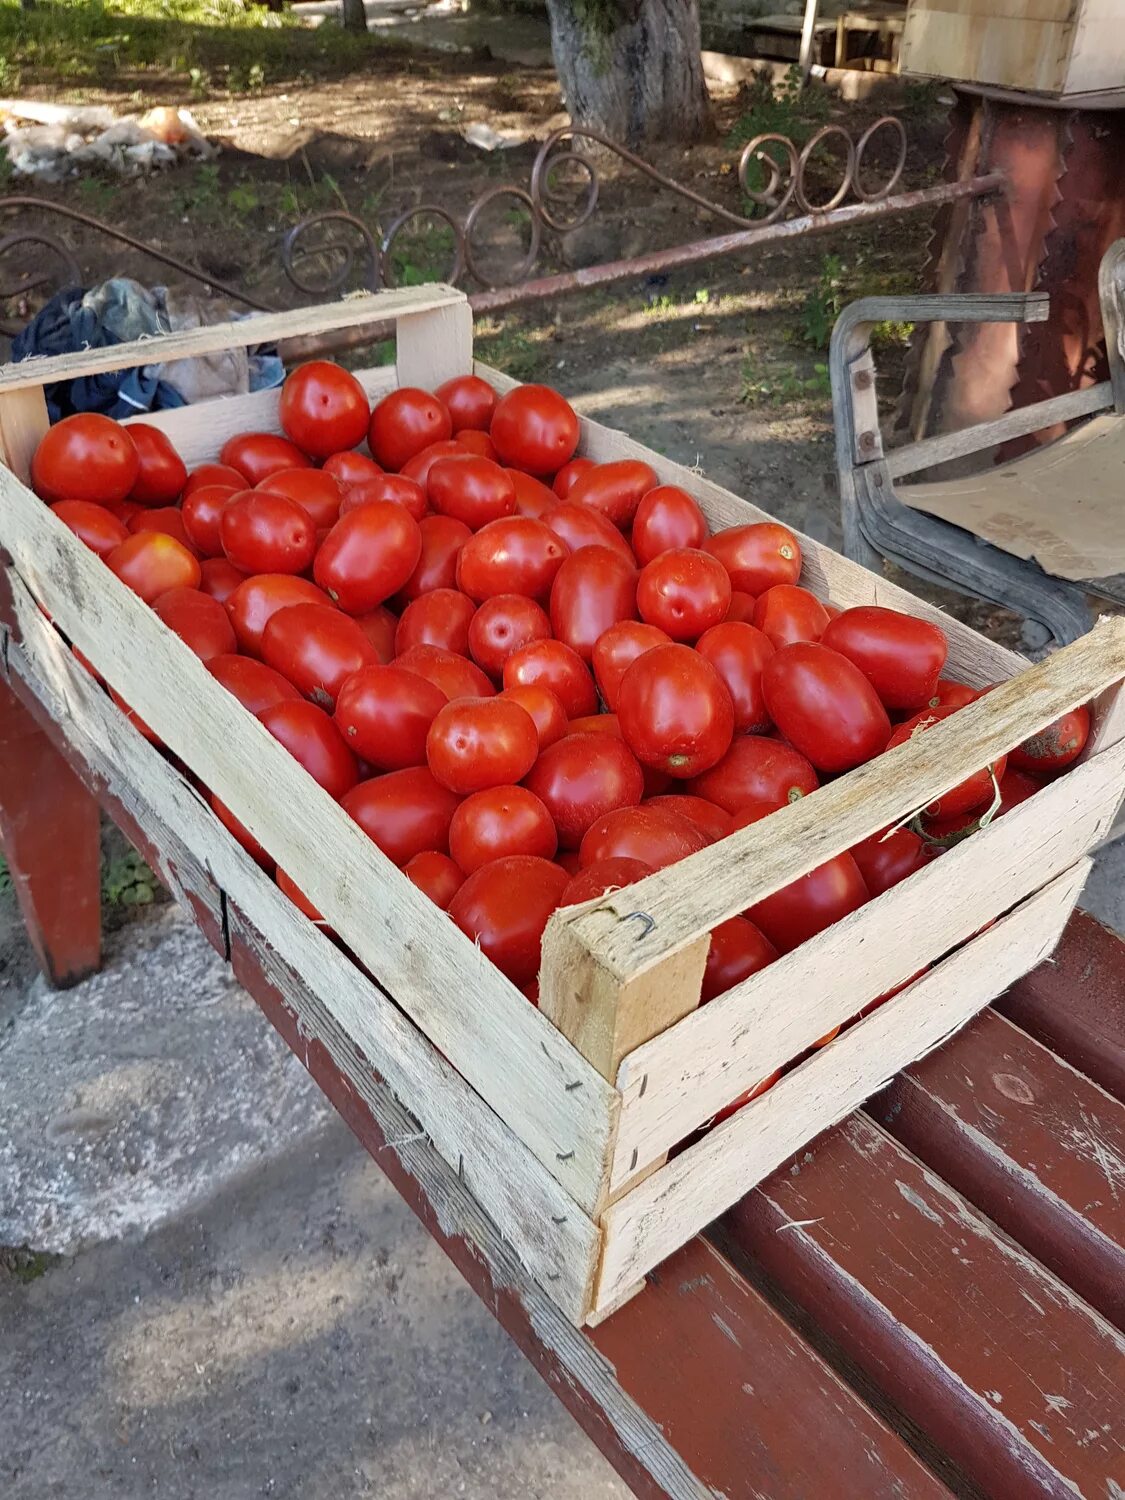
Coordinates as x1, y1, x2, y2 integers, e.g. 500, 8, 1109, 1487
788, 251, 915, 353
227, 182, 260, 216
102, 848, 162, 908
0, 1247, 59, 1283
474, 322, 547, 383
740, 352, 830, 406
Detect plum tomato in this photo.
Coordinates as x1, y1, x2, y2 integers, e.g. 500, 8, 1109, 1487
402, 439, 467, 489
636, 548, 730, 641
502, 638, 597, 718
523, 731, 644, 848
821, 605, 948, 712
334, 662, 448, 769
340, 473, 427, 523
752, 584, 829, 649
276, 868, 327, 927
49, 499, 128, 558
427, 696, 539, 794
455, 429, 495, 463
220, 432, 311, 485
686, 736, 818, 812
353, 605, 397, 663
279, 360, 369, 459
762, 643, 891, 773
198, 557, 246, 605
1008, 706, 1090, 776
552, 457, 595, 500
182, 483, 239, 557
395, 643, 495, 701
343, 767, 462, 864
258, 467, 343, 530
153, 586, 236, 661
261, 601, 379, 709
617, 643, 734, 779
886, 705, 1007, 818
314, 501, 422, 613
505, 468, 558, 518
207, 653, 302, 714
927, 677, 980, 710
394, 588, 476, 657
128, 505, 199, 554
746, 853, 869, 955
850, 827, 928, 897
125, 423, 187, 505
701, 917, 778, 1002
725, 591, 757, 623
549, 545, 637, 661
107, 532, 201, 601
31, 412, 139, 504
403, 850, 465, 908
448, 855, 569, 985
449, 784, 558, 872
399, 514, 471, 601
705, 522, 801, 594
694, 621, 774, 733
435, 373, 497, 432
579, 804, 709, 871
499, 684, 568, 750
258, 699, 359, 800
631, 485, 708, 565
560, 855, 651, 905
567, 459, 657, 528
542, 500, 635, 564
220, 490, 317, 576
922, 767, 1041, 840
468, 595, 551, 679
455, 516, 569, 601
592, 620, 671, 712
426, 455, 516, 531
183, 462, 245, 496
225, 573, 332, 657
646, 794, 732, 842
211, 794, 272, 869
322, 450, 383, 488
490, 384, 579, 475
368, 387, 452, 471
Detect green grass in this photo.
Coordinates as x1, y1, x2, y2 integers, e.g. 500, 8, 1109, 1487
789, 251, 915, 354
740, 352, 830, 407
0, 846, 162, 908
0, 1247, 59, 1283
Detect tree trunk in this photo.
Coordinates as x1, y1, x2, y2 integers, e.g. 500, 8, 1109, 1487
545, 0, 712, 150
341, 0, 368, 31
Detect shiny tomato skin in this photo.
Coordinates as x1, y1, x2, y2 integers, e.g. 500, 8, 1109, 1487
340, 474, 427, 523
456, 516, 569, 601
468, 594, 551, 679
403, 850, 465, 909
568, 459, 657, 529
322, 450, 383, 488
211, 794, 272, 869
490, 385, 579, 476
821, 605, 948, 712
922, 767, 1040, 840
636, 548, 731, 641
220, 432, 311, 486
887, 705, 1007, 817
279, 360, 369, 459
694, 621, 774, 733
706, 522, 801, 595
183, 462, 245, 496
1008, 705, 1090, 776
258, 699, 359, 800
181, 483, 238, 557
334, 662, 448, 769
32, 412, 139, 504
503, 638, 597, 718
523, 731, 645, 848
258, 466, 343, 530
207, 653, 302, 714
567, 713, 620, 736
762, 643, 891, 773
354, 605, 397, 663
435, 373, 497, 432
851, 828, 927, 897
646, 794, 732, 842
395, 643, 495, 701
276, 868, 327, 927
394, 588, 476, 657
153, 586, 237, 661
752, 585, 830, 649
125, 423, 187, 505
579, 804, 709, 871
343, 768, 462, 864
427, 697, 538, 794
402, 440, 467, 489
261, 602, 379, 709
107, 532, 201, 601
499, 684, 567, 750
448, 855, 569, 985
225, 574, 332, 657
198, 557, 247, 605
728, 797, 787, 832
449, 785, 557, 872
631, 486, 708, 566
561, 855, 650, 905
549, 545, 637, 661
399, 514, 471, 600
542, 500, 635, 564
686, 736, 818, 812
453, 428, 495, 461
369, 387, 452, 471
220, 490, 317, 576
927, 678, 980, 710
99, 497, 142, 527
427, 456, 516, 531
552, 457, 595, 500
725, 591, 757, 623
702, 917, 778, 1002
591, 620, 670, 712
505, 468, 558, 519
617, 643, 734, 778
314, 501, 422, 613
747, 853, 869, 955
128, 505, 200, 555
49, 499, 128, 558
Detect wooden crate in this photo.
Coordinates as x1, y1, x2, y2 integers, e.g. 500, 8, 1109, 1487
2, 285, 1124, 1326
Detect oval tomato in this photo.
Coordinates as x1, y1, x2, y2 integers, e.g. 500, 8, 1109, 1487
448, 855, 569, 985
850, 827, 928, 897
636, 548, 730, 641
560, 855, 651, 905
591, 621, 670, 712
752, 584, 829, 649
706, 522, 801, 594
927, 678, 980, 710
322, 450, 383, 488
449, 785, 557, 872
549, 545, 637, 661
395, 643, 495, 701
394, 588, 476, 657
207, 653, 302, 714
198, 557, 247, 605
747, 854, 869, 954
686, 736, 818, 811
343, 767, 463, 863
506, 468, 558, 518
922, 767, 1041, 840
702, 917, 778, 1002
402, 440, 467, 489
279, 360, 369, 459
128, 505, 199, 555
153, 586, 236, 661
452, 428, 495, 462
468, 594, 551, 679
211, 794, 272, 869
456, 516, 569, 601
427, 697, 538, 794
646, 794, 732, 843
762, 643, 890, 773
725, 591, 757, 624
552, 457, 595, 500
261, 601, 379, 709
354, 605, 397, 663
334, 662, 448, 769
183, 462, 246, 496
617, 643, 734, 778
32, 412, 138, 504
125, 423, 187, 505
542, 500, 635, 564
490, 385, 579, 475
258, 467, 343, 530
340, 473, 427, 523
579, 804, 709, 871
694, 621, 774, 733
107, 532, 201, 601
220, 432, 311, 485
369, 387, 452, 471
631, 485, 708, 565
1008, 706, 1090, 776
887, 705, 1007, 817
258, 699, 358, 799
568, 459, 657, 529
182, 483, 238, 557
225, 574, 332, 656
314, 501, 422, 613
276, 868, 327, 927
503, 638, 597, 718
49, 499, 127, 558
403, 849, 465, 908
523, 732, 644, 848
499, 683, 568, 750
399, 514, 471, 601
221, 490, 317, 576
427, 455, 516, 531
821, 605, 948, 712
435, 373, 497, 432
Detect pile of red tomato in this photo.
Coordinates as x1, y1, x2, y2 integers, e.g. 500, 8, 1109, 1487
31, 362, 1091, 1103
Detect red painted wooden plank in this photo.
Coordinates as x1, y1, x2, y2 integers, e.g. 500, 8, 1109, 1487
725, 1116, 1125, 1500
872, 1007, 1125, 1331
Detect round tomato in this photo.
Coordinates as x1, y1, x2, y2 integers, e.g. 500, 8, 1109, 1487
49, 499, 127, 558
499, 683, 567, 750
686, 736, 818, 811
549, 545, 637, 661
279, 360, 369, 459
221, 490, 317, 576
850, 827, 928, 897
369, 387, 452, 471
128, 505, 199, 555
211, 794, 272, 869
701, 917, 778, 1002
579, 804, 709, 871
725, 591, 757, 623
399, 514, 471, 601
314, 501, 422, 613
503, 638, 597, 718
646, 794, 732, 842
225, 574, 332, 656
340, 473, 427, 523
107, 532, 201, 601
402, 440, 467, 489
258, 699, 358, 799
762, 643, 890, 773
617, 643, 734, 778
183, 462, 245, 496
706, 522, 801, 594
435, 373, 497, 432
207, 653, 302, 714
490, 385, 579, 475
927, 678, 980, 710
752, 585, 829, 649
353, 605, 398, 663
506, 468, 559, 519
395, 643, 495, 701
821, 606, 948, 712
456, 516, 569, 601
403, 850, 465, 908
181, 483, 238, 557
694, 621, 774, 733
523, 732, 644, 848
568, 459, 657, 529
125, 423, 187, 505
32, 413, 138, 504
427, 697, 538, 794
153, 586, 236, 661
220, 432, 311, 485
887, 705, 1007, 817
322, 450, 383, 488
427, 455, 516, 531
395, 588, 476, 657
636, 548, 730, 641
198, 557, 246, 605
747, 853, 869, 955
1008, 706, 1090, 776
342, 768, 462, 863
560, 855, 651, 905
449, 785, 557, 872
334, 662, 448, 769
468, 594, 551, 678
631, 486, 708, 566
261, 602, 379, 709
258, 467, 343, 530
449, 854, 569, 985
552, 457, 595, 500
590, 621, 669, 712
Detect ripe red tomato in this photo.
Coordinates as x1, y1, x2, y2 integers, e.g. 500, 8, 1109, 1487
706, 522, 801, 594
276, 868, 327, 927
369, 387, 452, 470
107, 532, 201, 601
579, 804, 709, 871
560, 855, 651, 905
342, 768, 462, 864
763, 643, 891, 773
1008, 705, 1090, 776
153, 586, 237, 661
198, 557, 246, 605
427, 697, 538, 793
427, 455, 516, 530
32, 412, 139, 504
334, 662, 448, 769
207, 653, 302, 714
631, 486, 708, 566
552, 457, 595, 499
395, 588, 476, 657
549, 545, 637, 661
752, 584, 829, 648
468, 595, 551, 678
499, 683, 567, 750
523, 731, 644, 848
280, 360, 369, 459
636, 548, 730, 641
449, 785, 557, 872
225, 574, 332, 656
322, 450, 383, 488
747, 853, 869, 954
694, 621, 774, 733
258, 467, 343, 530
568, 459, 657, 528
435, 373, 497, 432
181, 483, 238, 557
100, 497, 141, 526
398, 514, 471, 600
701, 917, 778, 1002
923, 767, 1041, 840
211, 794, 272, 868
452, 428, 494, 461
258, 699, 358, 799
725, 591, 757, 623
449, 855, 569, 986
456, 516, 569, 601
851, 827, 928, 897
927, 678, 980, 710
490, 384, 580, 475
728, 797, 787, 832
395, 643, 495, 701
503, 638, 597, 718
49, 499, 127, 558
353, 605, 397, 663
403, 850, 465, 908
506, 468, 559, 518
261, 602, 379, 709
340, 473, 427, 523
887, 705, 1007, 817
566, 713, 620, 736
220, 432, 311, 485
686, 735, 818, 811
314, 501, 422, 613
821, 606, 948, 712
221, 490, 317, 576
402, 439, 467, 488
125, 423, 187, 505
646, 794, 732, 842
183, 462, 245, 496
542, 500, 635, 564
617, 643, 734, 778
128, 505, 200, 555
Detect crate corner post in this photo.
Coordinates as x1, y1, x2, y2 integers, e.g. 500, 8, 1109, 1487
0, 386, 50, 486
394, 291, 474, 389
